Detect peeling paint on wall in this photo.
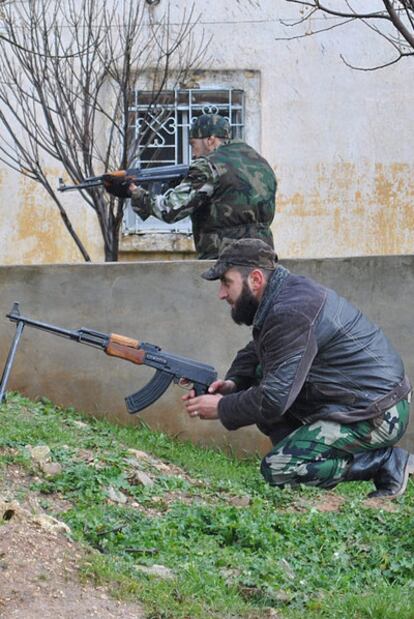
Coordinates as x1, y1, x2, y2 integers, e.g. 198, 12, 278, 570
15, 179, 63, 263
1, 172, 104, 264
2, 160, 413, 264
275, 161, 414, 259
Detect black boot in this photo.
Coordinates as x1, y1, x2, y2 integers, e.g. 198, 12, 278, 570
345, 448, 414, 498
370, 448, 414, 498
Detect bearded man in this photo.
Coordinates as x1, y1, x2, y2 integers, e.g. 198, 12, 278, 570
183, 238, 414, 498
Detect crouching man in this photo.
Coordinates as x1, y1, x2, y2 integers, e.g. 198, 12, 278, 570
183, 238, 414, 498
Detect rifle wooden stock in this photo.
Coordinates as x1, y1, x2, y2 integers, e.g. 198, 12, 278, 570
105, 333, 145, 365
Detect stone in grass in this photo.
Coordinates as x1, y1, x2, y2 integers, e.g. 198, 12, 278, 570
26, 445, 51, 464
136, 564, 174, 579
127, 470, 154, 488
40, 462, 63, 477
106, 486, 128, 504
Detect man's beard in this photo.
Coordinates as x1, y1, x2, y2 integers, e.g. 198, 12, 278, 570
231, 280, 259, 326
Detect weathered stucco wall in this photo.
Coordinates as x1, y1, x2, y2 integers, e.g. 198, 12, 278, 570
0, 257, 413, 455
0, 1, 413, 264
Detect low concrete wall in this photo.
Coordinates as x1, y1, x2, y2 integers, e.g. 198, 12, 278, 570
1, 255, 413, 455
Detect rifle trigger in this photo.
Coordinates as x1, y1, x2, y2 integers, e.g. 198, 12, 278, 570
177, 377, 192, 389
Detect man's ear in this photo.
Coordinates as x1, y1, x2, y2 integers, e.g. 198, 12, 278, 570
207, 135, 222, 151
248, 269, 266, 294
206, 135, 217, 149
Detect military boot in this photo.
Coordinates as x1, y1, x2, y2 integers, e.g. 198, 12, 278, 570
345, 448, 414, 498
370, 448, 414, 498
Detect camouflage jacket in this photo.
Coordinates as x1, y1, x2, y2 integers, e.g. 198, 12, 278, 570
131, 140, 277, 259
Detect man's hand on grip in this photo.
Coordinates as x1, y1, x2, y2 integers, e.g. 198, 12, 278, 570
103, 173, 134, 199
182, 392, 222, 420
130, 185, 151, 220
208, 379, 237, 395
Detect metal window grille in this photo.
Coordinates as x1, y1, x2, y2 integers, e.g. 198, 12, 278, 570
123, 88, 245, 234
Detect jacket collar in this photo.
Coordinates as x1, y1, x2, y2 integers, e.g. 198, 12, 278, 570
253, 265, 289, 330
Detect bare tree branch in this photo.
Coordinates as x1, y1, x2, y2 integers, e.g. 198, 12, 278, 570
0, 0, 209, 261
383, 0, 414, 48
278, 1, 414, 69
278, 17, 356, 40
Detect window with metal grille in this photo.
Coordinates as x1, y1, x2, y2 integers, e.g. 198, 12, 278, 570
122, 88, 245, 234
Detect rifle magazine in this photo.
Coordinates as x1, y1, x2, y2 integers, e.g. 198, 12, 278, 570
125, 370, 173, 414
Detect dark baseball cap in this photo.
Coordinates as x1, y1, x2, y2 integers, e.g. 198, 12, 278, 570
201, 239, 278, 280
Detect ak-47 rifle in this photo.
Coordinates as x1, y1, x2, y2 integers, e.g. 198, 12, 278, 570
0, 303, 217, 414
57, 163, 189, 193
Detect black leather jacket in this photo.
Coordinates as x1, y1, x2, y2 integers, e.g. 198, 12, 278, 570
218, 266, 411, 438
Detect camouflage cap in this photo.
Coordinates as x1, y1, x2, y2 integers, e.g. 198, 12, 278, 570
201, 238, 278, 280
189, 114, 231, 139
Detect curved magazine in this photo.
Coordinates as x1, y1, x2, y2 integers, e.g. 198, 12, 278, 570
125, 370, 174, 414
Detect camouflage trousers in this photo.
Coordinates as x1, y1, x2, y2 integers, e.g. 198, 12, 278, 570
260, 399, 410, 488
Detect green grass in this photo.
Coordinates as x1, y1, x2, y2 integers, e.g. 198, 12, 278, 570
1, 391, 414, 618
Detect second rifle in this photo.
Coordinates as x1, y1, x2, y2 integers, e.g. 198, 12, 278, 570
57, 163, 189, 193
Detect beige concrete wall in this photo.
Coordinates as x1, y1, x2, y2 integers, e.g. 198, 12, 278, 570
1, 256, 413, 455
0, 1, 413, 264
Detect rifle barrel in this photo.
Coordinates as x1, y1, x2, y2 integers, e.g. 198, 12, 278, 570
7, 307, 109, 349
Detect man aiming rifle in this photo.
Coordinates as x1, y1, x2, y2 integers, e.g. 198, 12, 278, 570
104, 114, 277, 260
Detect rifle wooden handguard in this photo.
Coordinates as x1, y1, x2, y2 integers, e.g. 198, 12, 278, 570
105, 333, 145, 365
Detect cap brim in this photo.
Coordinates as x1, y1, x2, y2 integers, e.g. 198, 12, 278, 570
201, 261, 229, 280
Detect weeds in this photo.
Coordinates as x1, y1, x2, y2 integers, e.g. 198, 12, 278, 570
1, 392, 414, 618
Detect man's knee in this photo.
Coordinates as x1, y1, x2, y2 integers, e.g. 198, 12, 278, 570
260, 452, 295, 487
260, 455, 279, 486
260, 449, 349, 489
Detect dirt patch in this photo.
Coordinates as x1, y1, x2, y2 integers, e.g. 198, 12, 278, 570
310, 494, 346, 512
0, 455, 144, 616
361, 497, 399, 512
0, 455, 203, 617
0, 519, 144, 619
289, 492, 346, 513
289, 492, 400, 514
0, 450, 225, 618
0, 462, 72, 514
